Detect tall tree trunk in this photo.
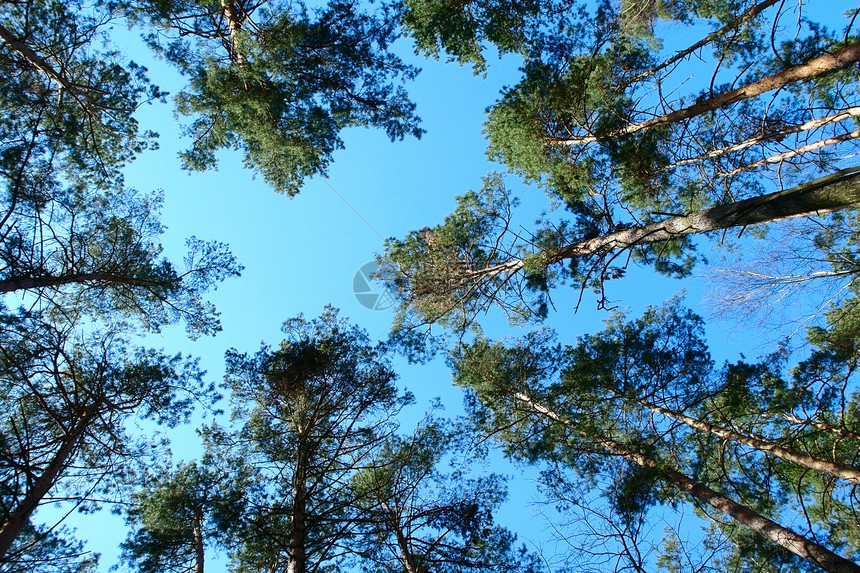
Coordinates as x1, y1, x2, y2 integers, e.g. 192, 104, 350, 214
664, 107, 860, 170
0, 413, 90, 559
631, 396, 860, 485
193, 510, 205, 573
220, 0, 245, 64
456, 167, 860, 286
287, 452, 308, 573
0, 23, 94, 117
514, 392, 860, 573
551, 42, 860, 146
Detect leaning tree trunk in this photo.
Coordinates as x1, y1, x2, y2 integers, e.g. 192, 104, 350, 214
631, 396, 860, 485
0, 22, 93, 116
0, 412, 90, 559
515, 392, 860, 573
665, 107, 860, 170
461, 167, 860, 285
777, 414, 860, 442
551, 41, 860, 146
722, 129, 860, 177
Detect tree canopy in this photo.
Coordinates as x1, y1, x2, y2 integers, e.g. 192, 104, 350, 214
379, 0, 860, 345
452, 299, 860, 572
122, 0, 423, 195
0, 308, 219, 568
3, 0, 860, 571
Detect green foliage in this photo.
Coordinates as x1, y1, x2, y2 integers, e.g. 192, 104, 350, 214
379, 174, 543, 353
2, 522, 98, 573
478, 0, 860, 280
0, 187, 242, 338
0, 1, 241, 337
215, 307, 413, 572
351, 418, 543, 573
119, 459, 253, 573
0, 308, 219, 570
452, 298, 860, 571
401, 0, 549, 73
125, 0, 423, 195
0, 0, 164, 193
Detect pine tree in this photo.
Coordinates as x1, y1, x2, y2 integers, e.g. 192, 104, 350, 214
122, 0, 423, 195
0, 309, 219, 568
213, 308, 412, 573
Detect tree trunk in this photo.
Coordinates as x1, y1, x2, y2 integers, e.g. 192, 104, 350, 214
0, 412, 90, 559
722, 129, 860, 177
551, 41, 860, 146
381, 501, 426, 573
632, 396, 860, 485
220, 0, 245, 64
0, 23, 93, 116
0, 271, 168, 294
193, 510, 205, 573
778, 414, 860, 441
460, 167, 860, 285
514, 392, 860, 573
287, 452, 308, 573
664, 107, 860, 170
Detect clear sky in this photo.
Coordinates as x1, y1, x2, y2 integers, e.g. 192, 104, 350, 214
46, 1, 858, 568
61, 27, 683, 567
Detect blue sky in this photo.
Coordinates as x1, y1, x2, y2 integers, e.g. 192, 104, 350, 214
48, 1, 859, 568
68, 27, 685, 567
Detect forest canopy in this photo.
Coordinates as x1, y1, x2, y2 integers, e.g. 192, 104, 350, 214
1, 1, 859, 572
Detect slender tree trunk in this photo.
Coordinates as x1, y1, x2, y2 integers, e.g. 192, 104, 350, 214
632, 396, 860, 485
722, 129, 860, 177
459, 167, 860, 285
0, 413, 89, 559
664, 107, 860, 170
221, 0, 245, 64
627, 0, 782, 85
514, 392, 860, 573
193, 511, 205, 573
381, 501, 426, 573
287, 452, 308, 573
0, 23, 94, 117
550, 42, 860, 146
776, 414, 860, 442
